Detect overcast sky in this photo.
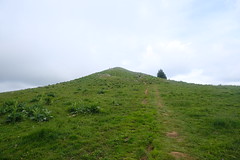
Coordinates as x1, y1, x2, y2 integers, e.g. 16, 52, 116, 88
0, 0, 240, 92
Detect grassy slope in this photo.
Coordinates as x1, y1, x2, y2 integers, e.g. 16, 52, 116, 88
0, 67, 239, 160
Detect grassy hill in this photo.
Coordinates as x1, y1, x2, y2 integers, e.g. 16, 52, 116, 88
0, 67, 239, 160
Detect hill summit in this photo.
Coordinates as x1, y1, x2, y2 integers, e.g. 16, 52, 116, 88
0, 67, 239, 160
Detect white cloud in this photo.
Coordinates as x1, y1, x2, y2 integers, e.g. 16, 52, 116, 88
0, 82, 37, 93
171, 69, 217, 85
136, 40, 195, 76
0, 0, 240, 92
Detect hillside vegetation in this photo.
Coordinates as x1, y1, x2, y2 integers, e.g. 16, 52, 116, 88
0, 67, 239, 160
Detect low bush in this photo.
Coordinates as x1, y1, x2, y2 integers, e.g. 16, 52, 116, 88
6, 112, 24, 123
0, 101, 53, 123
68, 103, 101, 115
0, 101, 25, 115
46, 92, 56, 97
2, 100, 15, 107
25, 104, 53, 122
30, 98, 40, 103
44, 97, 53, 105
30, 93, 55, 105
0, 100, 15, 115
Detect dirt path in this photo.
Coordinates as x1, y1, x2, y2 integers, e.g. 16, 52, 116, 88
140, 86, 194, 160
144, 88, 148, 95
142, 88, 149, 104
155, 87, 163, 108
154, 86, 195, 160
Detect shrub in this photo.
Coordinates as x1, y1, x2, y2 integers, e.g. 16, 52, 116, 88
6, 112, 24, 123
3, 101, 26, 123
68, 103, 101, 115
67, 104, 78, 115
46, 92, 56, 97
1, 101, 53, 123
0, 100, 15, 115
44, 97, 53, 105
157, 69, 167, 79
16, 102, 26, 112
30, 98, 40, 103
30, 93, 55, 105
25, 104, 53, 122
36, 94, 44, 103
0, 101, 25, 114
2, 100, 15, 107
86, 105, 101, 113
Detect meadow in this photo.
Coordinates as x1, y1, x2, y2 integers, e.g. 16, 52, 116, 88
0, 67, 239, 160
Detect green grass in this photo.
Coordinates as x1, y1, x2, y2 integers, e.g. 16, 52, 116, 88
158, 82, 240, 160
0, 67, 239, 159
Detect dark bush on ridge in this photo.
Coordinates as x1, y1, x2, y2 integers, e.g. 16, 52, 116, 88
157, 69, 167, 79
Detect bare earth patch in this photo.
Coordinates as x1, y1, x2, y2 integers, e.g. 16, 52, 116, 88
170, 152, 194, 160
155, 88, 164, 108
166, 131, 179, 138
142, 99, 147, 104
145, 89, 148, 95
142, 88, 149, 104
147, 145, 154, 152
